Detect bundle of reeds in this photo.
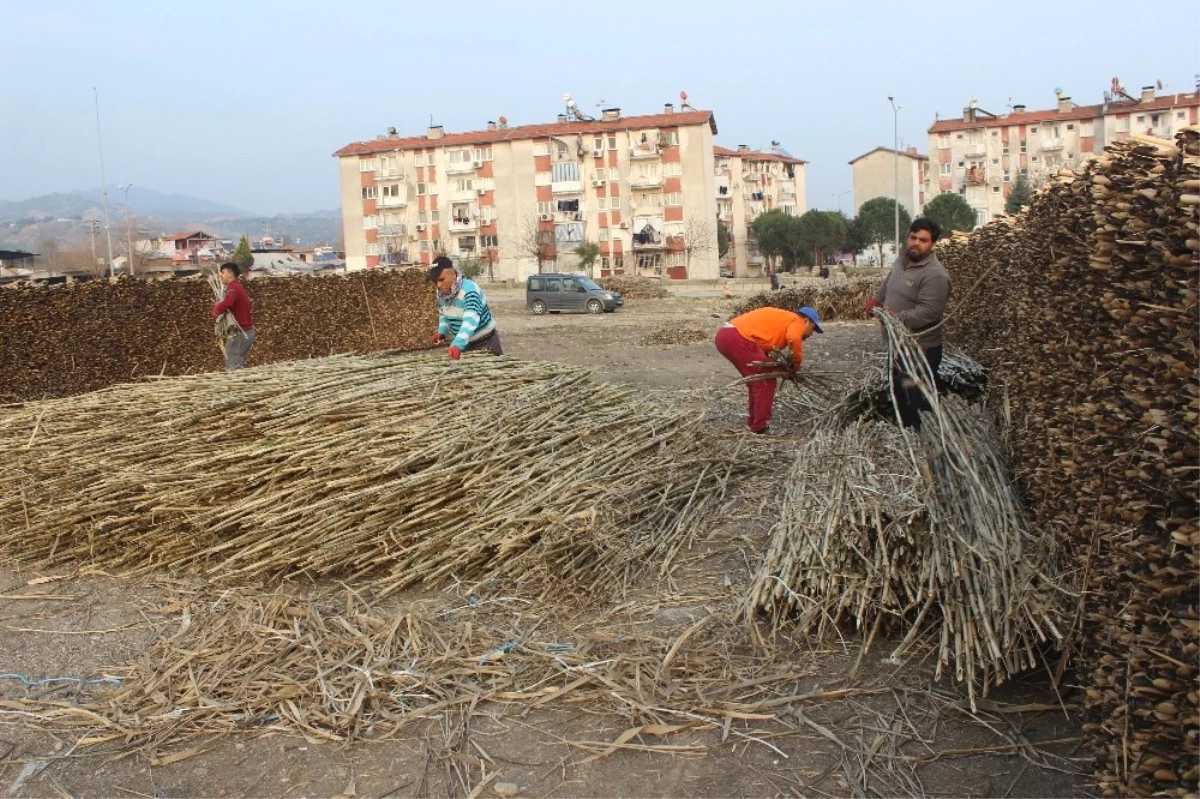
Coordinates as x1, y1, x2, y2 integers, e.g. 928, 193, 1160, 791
0, 352, 748, 596
731, 276, 878, 322
204, 267, 243, 355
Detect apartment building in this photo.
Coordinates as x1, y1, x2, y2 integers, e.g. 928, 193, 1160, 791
849, 146, 929, 219
333, 105, 720, 280
713, 145, 808, 277
928, 86, 1200, 224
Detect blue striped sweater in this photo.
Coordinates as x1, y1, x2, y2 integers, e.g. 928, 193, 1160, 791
436, 278, 496, 349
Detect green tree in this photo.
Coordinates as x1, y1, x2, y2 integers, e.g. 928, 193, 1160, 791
798, 210, 848, 268
456, 255, 484, 279
1005, 173, 1033, 215
232, 235, 254, 270
855, 197, 911, 266
751, 209, 806, 270
573, 241, 601, 276
717, 215, 730, 258
923, 192, 977, 235
846, 215, 869, 261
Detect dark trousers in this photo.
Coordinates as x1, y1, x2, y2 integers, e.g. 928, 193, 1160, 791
715, 325, 776, 432
465, 329, 503, 356
893, 345, 942, 429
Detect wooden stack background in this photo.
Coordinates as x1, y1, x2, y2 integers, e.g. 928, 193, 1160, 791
0, 270, 436, 402
937, 128, 1199, 797
731, 276, 878, 321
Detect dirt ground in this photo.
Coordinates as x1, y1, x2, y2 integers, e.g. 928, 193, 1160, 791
0, 281, 1091, 798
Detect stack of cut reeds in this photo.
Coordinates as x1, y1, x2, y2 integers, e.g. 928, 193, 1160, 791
731, 276, 878, 322
0, 352, 748, 596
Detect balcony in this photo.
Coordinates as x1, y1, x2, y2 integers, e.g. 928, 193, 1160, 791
449, 188, 477, 203
551, 180, 583, 195
966, 168, 987, 186
449, 217, 478, 232
378, 195, 407, 208
630, 175, 664, 189
742, 171, 760, 182
1041, 138, 1065, 151
716, 181, 731, 197
378, 224, 406, 236
631, 233, 665, 250
964, 144, 987, 158
446, 161, 476, 175
375, 168, 405, 181
629, 144, 661, 159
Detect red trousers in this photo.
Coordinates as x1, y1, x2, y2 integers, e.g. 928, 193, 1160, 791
715, 325, 776, 432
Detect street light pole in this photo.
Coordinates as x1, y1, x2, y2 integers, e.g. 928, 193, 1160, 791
827, 190, 851, 216
888, 96, 901, 259
94, 87, 116, 279
120, 183, 134, 276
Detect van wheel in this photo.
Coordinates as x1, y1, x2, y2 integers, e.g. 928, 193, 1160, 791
531, 300, 548, 315
586, 299, 603, 314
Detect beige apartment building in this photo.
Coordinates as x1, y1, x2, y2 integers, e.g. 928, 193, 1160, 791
713, 145, 807, 277
927, 86, 1200, 224
849, 146, 929, 219
334, 106, 722, 280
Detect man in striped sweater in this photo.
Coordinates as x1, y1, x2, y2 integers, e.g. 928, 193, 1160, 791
428, 256, 503, 359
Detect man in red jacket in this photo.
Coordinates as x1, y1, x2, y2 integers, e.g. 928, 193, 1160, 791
211, 262, 256, 370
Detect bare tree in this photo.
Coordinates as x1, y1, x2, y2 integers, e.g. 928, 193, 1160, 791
505, 215, 556, 274
677, 214, 717, 274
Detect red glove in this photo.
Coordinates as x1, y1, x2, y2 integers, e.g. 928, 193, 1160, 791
431, 332, 446, 344
448, 346, 461, 360
865, 298, 883, 318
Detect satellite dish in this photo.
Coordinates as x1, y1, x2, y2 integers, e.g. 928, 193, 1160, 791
566, 98, 577, 109
563, 92, 572, 103
498, 115, 507, 124
680, 90, 688, 101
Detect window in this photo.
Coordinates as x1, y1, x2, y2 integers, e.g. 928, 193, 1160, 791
1115, 117, 1130, 133
1031, 155, 1039, 162
939, 163, 952, 175
533, 143, 550, 156
1003, 170, 1010, 182
992, 158, 999, 164
537, 201, 553, 215
365, 242, 379, 256
419, 241, 430, 252
610, 195, 620, 209
1019, 140, 1027, 153
665, 192, 682, 206
534, 171, 551, 186
594, 168, 607, 181
663, 162, 682, 177
427, 153, 436, 165
1066, 124, 1075, 131
359, 158, 378, 172
472, 147, 493, 162
1002, 144, 1009, 155
1136, 115, 1145, 124
456, 179, 473, 192
608, 167, 619, 182
361, 186, 377, 200
382, 184, 402, 198
598, 228, 609, 240
992, 186, 1000, 193
551, 162, 580, 182
1030, 126, 1038, 134
938, 135, 950, 148
956, 133, 963, 140
990, 130, 999, 137
636, 254, 662, 269
417, 183, 426, 195
418, 211, 428, 224
458, 236, 475, 252
600, 257, 610, 270
481, 235, 498, 248
608, 135, 617, 150
431, 210, 440, 223
957, 161, 965, 168
1178, 111, 1186, 120
449, 149, 471, 163
1081, 121, 1094, 137
362, 215, 377, 229
597, 198, 607, 210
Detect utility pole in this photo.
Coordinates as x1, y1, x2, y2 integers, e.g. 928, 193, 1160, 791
85, 220, 99, 272
888, 96, 902, 258
120, 183, 134, 276
94, 87, 115, 278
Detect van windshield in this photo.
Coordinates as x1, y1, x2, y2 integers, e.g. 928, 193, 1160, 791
577, 277, 603, 291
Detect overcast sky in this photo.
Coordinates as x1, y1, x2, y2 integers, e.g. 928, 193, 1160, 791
2, 0, 1197, 216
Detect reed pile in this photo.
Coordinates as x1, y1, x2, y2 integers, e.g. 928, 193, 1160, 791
0, 352, 747, 596
937, 128, 1199, 797
596, 276, 670, 299
746, 312, 1067, 707
731, 276, 878, 322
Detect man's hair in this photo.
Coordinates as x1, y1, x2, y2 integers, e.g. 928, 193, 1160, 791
220, 262, 240, 277
427, 255, 455, 282
910, 217, 942, 242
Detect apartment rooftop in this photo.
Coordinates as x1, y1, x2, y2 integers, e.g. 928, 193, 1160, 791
928, 90, 1200, 134
334, 109, 718, 158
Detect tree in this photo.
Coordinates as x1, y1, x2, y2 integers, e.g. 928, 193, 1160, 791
717, 215, 731, 258
845, 215, 869, 262
506, 215, 556, 273
855, 197, 912, 266
573, 241, 601, 276
750, 209, 805, 270
456, 255, 484, 279
1006, 173, 1033, 215
679, 215, 716, 273
797, 210, 848, 268
923, 193, 977, 235
232, 236, 254, 270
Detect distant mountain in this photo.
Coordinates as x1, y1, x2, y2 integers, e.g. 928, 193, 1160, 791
0, 186, 255, 223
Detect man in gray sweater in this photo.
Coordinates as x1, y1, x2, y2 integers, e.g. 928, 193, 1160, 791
865, 217, 951, 429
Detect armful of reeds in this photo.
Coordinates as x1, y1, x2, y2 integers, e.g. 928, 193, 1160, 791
206, 270, 245, 343
742, 348, 797, 383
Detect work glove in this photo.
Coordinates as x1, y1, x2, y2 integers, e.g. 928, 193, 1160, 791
448, 346, 461, 360
431, 332, 446, 344
864, 298, 883, 318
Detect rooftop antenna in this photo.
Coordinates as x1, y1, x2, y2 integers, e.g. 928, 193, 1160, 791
679, 90, 693, 111
563, 92, 595, 122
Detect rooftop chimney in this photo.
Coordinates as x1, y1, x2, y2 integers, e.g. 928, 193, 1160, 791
1012, 104, 1026, 114
663, 103, 674, 114
557, 114, 568, 124
601, 108, 621, 121
387, 126, 399, 139
737, 144, 751, 153
1057, 96, 1074, 113
486, 120, 496, 131
427, 125, 444, 140
906, 146, 917, 155
962, 107, 975, 123
1141, 86, 1155, 102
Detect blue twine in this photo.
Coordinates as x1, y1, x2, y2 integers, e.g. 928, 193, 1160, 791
0, 672, 122, 688
478, 642, 517, 665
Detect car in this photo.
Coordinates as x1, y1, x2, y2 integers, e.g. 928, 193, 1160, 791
526, 273, 623, 315
719, 267, 735, 278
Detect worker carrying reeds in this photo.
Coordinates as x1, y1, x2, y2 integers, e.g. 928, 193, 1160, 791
210, 262, 256, 371
715, 305, 822, 434
428, 256, 503, 359
865, 217, 951, 429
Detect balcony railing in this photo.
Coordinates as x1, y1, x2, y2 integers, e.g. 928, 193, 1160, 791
964, 145, 987, 157
630, 175, 664, 189
378, 224, 406, 236
448, 217, 478, 232
375, 168, 405, 181
629, 144, 660, 159
966, 169, 987, 186
551, 180, 583, 195
446, 161, 476, 175
1040, 138, 1065, 151
631, 235, 665, 250
378, 195, 407, 207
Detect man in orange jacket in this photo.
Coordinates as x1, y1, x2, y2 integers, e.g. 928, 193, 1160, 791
715, 305, 822, 434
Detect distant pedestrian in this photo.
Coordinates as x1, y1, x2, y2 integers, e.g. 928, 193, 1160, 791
210, 262, 255, 370
428, 256, 502, 359
715, 305, 823, 434
769, 269, 780, 291
865, 217, 951, 429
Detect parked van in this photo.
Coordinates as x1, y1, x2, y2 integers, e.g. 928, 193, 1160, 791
526, 273, 623, 315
